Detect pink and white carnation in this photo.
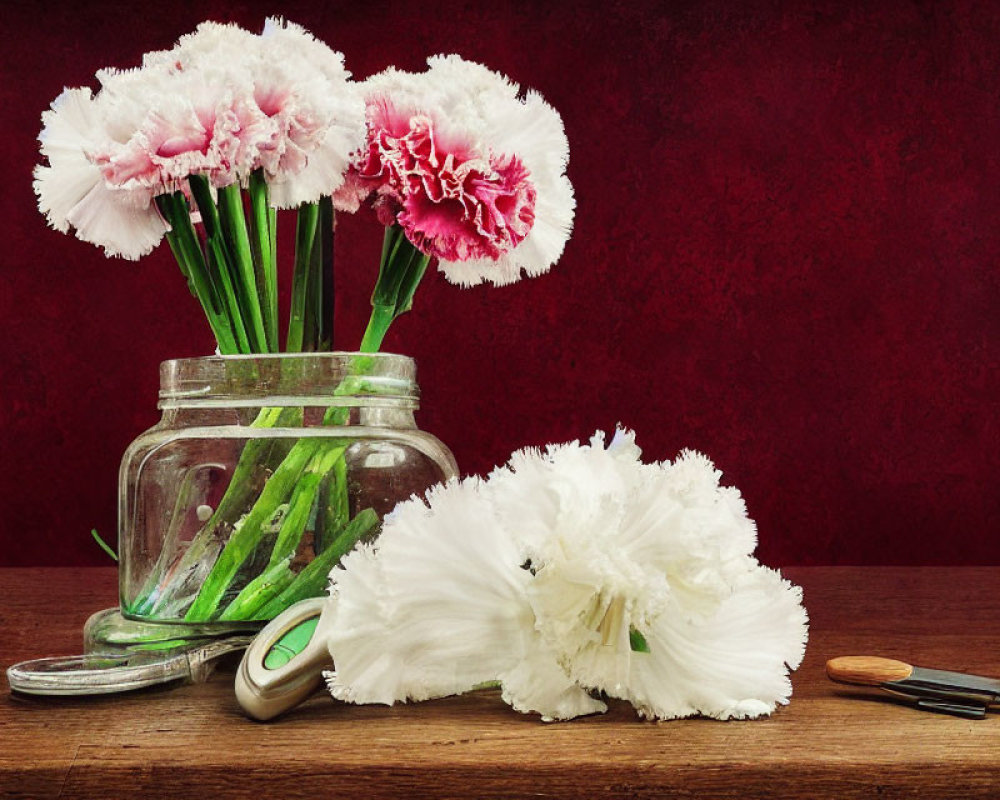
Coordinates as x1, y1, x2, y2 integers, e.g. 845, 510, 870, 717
34, 19, 365, 259
335, 55, 574, 286
91, 67, 266, 199
119, 18, 365, 207
243, 18, 366, 208
33, 87, 170, 260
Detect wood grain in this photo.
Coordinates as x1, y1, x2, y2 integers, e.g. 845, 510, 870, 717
2, 567, 1000, 799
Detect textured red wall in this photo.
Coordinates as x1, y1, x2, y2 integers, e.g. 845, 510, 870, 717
1, 0, 997, 567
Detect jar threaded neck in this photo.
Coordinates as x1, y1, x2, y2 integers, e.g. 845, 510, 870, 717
158, 353, 419, 410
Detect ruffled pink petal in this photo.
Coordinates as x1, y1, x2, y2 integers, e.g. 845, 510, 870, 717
354, 104, 537, 263
330, 172, 370, 213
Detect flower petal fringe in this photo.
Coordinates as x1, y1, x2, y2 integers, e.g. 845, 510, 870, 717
325, 478, 534, 705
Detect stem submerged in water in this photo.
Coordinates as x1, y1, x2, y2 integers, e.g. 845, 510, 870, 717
138, 407, 302, 617
184, 438, 320, 621
256, 509, 380, 619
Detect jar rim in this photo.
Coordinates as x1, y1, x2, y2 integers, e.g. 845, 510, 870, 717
159, 352, 419, 409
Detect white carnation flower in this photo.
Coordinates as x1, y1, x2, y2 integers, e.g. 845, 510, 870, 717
323, 428, 808, 722
323, 476, 604, 720
254, 18, 365, 208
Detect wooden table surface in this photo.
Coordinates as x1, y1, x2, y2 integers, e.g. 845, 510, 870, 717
2, 567, 999, 799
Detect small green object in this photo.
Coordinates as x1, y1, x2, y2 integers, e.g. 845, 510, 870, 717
629, 627, 650, 653
129, 639, 191, 653
91, 529, 118, 562
264, 616, 320, 669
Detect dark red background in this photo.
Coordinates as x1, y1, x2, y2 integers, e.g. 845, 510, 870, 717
1, 0, 997, 567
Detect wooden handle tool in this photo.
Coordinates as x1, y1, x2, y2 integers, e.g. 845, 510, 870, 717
826, 655, 1000, 719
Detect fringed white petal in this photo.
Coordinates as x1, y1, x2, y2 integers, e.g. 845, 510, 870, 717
494, 434, 805, 717
438, 86, 576, 286
170, 21, 259, 70
606, 426, 644, 461
35, 88, 107, 234
252, 20, 366, 204
34, 87, 166, 258
495, 431, 807, 720
33, 158, 102, 236
626, 563, 808, 720
267, 97, 366, 208
506, 441, 807, 721
261, 18, 352, 84
63, 181, 167, 260
37, 88, 102, 162
488, 426, 652, 557
498, 637, 606, 722
324, 478, 535, 705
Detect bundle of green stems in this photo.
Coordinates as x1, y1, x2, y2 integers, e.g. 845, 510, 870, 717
132, 174, 430, 622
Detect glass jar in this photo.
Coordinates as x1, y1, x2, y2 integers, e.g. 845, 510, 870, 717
118, 353, 457, 626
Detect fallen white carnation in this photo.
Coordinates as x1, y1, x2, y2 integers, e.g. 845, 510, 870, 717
323, 428, 808, 721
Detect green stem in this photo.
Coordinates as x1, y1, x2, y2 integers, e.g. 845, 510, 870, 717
394, 252, 431, 318
161, 223, 197, 300
370, 224, 406, 307
302, 220, 319, 351
138, 407, 301, 617
359, 304, 396, 353
268, 445, 348, 569
184, 407, 294, 538
205, 236, 251, 353
248, 171, 278, 352
360, 225, 432, 351
184, 439, 320, 621
255, 509, 379, 620
91, 529, 118, 562
287, 203, 319, 352
219, 444, 348, 621
316, 450, 350, 553
218, 556, 295, 621
218, 184, 268, 352
316, 197, 334, 351
166, 224, 431, 621
182, 364, 379, 620
188, 177, 252, 353
293, 197, 334, 352
268, 205, 278, 287
187, 175, 222, 238
381, 235, 421, 306
155, 193, 239, 355
374, 223, 404, 292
